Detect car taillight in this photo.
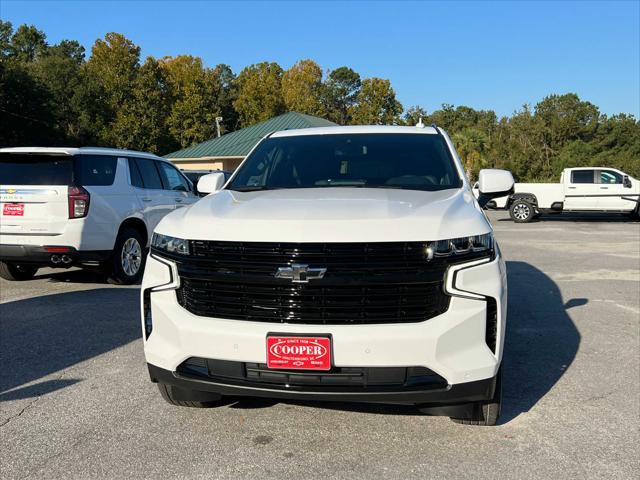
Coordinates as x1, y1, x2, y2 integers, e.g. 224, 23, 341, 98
68, 186, 90, 219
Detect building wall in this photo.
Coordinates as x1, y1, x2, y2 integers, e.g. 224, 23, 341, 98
171, 157, 244, 172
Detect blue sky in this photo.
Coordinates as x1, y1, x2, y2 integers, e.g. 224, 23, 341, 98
2, 0, 639, 118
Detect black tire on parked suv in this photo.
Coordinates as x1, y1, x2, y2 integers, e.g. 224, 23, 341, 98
157, 383, 223, 408
0, 262, 39, 281
451, 368, 502, 426
106, 227, 146, 285
509, 199, 535, 223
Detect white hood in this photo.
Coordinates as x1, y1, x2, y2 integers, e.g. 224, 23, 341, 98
156, 187, 491, 243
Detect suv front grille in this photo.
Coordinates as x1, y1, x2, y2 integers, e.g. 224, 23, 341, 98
176, 279, 448, 324
169, 241, 467, 325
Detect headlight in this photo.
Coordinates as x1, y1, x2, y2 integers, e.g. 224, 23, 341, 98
429, 233, 493, 259
151, 233, 189, 255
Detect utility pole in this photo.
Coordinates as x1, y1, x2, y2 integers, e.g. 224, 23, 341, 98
215, 117, 223, 138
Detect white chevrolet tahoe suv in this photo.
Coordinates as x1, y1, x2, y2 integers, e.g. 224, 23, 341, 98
142, 126, 514, 425
0, 147, 197, 284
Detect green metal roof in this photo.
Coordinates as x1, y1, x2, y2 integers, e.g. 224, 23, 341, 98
166, 112, 337, 159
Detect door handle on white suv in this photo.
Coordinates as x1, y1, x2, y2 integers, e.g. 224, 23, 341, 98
142, 197, 152, 202
174, 198, 183, 203
600, 186, 609, 189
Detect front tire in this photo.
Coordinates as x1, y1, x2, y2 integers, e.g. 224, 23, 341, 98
106, 228, 145, 285
0, 262, 39, 281
509, 199, 535, 223
451, 368, 502, 426
157, 383, 222, 408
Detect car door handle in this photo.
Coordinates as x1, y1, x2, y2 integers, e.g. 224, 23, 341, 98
600, 186, 609, 189
142, 197, 152, 202
568, 186, 576, 189
174, 197, 183, 203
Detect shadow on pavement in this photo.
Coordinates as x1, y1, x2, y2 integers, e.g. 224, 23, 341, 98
0, 288, 140, 397
29, 268, 111, 285
499, 260, 581, 423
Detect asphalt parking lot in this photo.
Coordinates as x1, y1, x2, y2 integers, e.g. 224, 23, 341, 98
1, 211, 639, 479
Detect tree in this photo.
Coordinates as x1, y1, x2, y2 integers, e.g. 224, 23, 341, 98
30, 40, 86, 142
322, 66, 361, 124
212, 64, 238, 132
350, 77, 402, 125
0, 20, 13, 58
9, 24, 47, 62
452, 128, 489, 180
282, 59, 324, 116
233, 62, 285, 127
403, 105, 428, 126
86, 33, 140, 111
161, 55, 228, 148
533, 93, 600, 177
0, 61, 57, 146
109, 57, 173, 153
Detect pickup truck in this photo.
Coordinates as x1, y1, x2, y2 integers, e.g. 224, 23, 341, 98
475, 167, 639, 222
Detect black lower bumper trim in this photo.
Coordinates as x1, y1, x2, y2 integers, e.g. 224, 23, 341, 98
0, 244, 111, 265
148, 363, 497, 406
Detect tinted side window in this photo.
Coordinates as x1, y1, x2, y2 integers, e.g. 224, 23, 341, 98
73, 155, 117, 186
134, 158, 163, 190
157, 162, 190, 191
599, 170, 622, 184
128, 158, 144, 188
571, 170, 595, 184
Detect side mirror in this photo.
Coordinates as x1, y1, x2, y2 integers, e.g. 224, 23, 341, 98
477, 169, 515, 207
197, 172, 226, 195
623, 175, 632, 188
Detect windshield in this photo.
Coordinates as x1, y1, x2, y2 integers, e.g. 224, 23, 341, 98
228, 133, 461, 192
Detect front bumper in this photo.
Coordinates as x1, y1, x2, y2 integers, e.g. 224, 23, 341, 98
142, 250, 508, 394
148, 362, 498, 406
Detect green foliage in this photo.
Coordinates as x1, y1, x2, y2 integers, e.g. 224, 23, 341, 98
322, 66, 361, 125
233, 62, 285, 127
350, 78, 403, 125
8, 24, 47, 62
282, 59, 324, 117
110, 57, 173, 154
0, 20, 637, 181
161, 55, 230, 148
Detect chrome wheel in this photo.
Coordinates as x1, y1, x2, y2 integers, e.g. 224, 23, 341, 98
121, 237, 142, 276
513, 203, 531, 221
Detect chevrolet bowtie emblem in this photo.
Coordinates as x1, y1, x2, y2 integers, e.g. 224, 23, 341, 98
7, 189, 16, 194
275, 264, 327, 283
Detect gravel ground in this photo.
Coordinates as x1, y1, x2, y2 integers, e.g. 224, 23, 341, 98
1, 211, 639, 479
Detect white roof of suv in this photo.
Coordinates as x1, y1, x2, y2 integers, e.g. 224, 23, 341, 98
0, 146, 165, 160
269, 125, 439, 138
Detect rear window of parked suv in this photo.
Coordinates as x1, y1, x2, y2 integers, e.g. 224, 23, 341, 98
0, 154, 117, 186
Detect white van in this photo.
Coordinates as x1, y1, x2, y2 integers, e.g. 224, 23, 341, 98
0, 147, 198, 284
141, 126, 514, 425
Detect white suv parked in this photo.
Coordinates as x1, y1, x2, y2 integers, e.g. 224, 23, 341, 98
0, 147, 198, 284
141, 126, 514, 425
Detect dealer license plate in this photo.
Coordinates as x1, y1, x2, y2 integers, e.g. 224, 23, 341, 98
266, 336, 331, 370
2, 203, 24, 216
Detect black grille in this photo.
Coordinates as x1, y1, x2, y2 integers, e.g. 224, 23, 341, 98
167, 241, 461, 325
176, 279, 448, 324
